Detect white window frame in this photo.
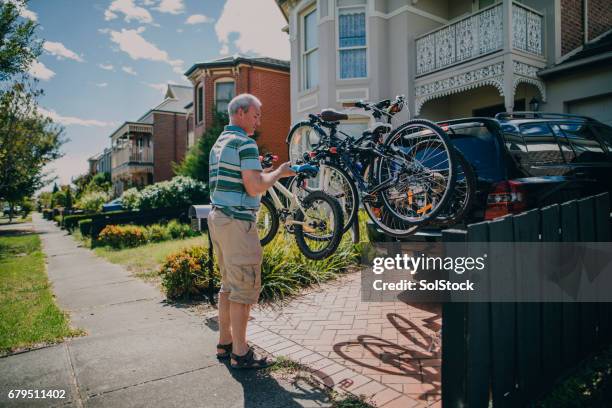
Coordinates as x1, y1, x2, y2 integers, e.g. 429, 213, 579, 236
196, 82, 204, 125
336, 2, 368, 81
301, 4, 319, 91
214, 78, 235, 114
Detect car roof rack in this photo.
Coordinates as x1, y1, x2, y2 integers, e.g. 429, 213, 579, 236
495, 111, 595, 121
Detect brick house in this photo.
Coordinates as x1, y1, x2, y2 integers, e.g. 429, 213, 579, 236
184, 55, 291, 160
276, 0, 611, 130
109, 84, 192, 195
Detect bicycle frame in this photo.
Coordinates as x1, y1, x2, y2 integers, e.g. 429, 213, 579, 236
265, 179, 311, 228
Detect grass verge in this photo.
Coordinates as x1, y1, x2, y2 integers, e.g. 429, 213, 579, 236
0, 214, 32, 225
94, 235, 208, 283
0, 232, 82, 355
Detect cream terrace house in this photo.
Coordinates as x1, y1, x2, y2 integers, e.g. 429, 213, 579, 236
275, 0, 612, 133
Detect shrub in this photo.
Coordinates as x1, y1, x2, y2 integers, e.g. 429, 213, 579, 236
64, 213, 96, 231
146, 224, 171, 242
167, 219, 198, 239
78, 219, 92, 237
76, 191, 110, 212
159, 245, 219, 299
120, 187, 140, 211
119, 176, 208, 211
98, 225, 147, 249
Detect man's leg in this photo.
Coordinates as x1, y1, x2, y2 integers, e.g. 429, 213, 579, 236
230, 301, 251, 359
217, 292, 232, 354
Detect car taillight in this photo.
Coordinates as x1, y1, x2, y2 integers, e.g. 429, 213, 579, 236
484, 180, 527, 220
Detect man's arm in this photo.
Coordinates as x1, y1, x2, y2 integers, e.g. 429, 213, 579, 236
242, 162, 295, 196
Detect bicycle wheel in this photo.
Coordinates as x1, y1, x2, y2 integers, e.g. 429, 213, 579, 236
288, 162, 359, 234
362, 164, 421, 238
431, 149, 476, 227
257, 195, 279, 246
376, 119, 456, 224
293, 190, 344, 260
287, 122, 325, 164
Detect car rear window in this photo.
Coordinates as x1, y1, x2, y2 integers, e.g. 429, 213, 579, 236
557, 122, 608, 162
447, 122, 504, 180
519, 123, 565, 165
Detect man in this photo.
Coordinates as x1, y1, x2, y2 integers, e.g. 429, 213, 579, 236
208, 93, 294, 369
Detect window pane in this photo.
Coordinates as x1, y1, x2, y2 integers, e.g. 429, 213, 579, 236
304, 10, 317, 51
340, 48, 366, 78
592, 125, 612, 152
519, 124, 564, 165
197, 86, 203, 123
339, 10, 365, 47
305, 50, 318, 89
216, 82, 234, 101
559, 123, 607, 162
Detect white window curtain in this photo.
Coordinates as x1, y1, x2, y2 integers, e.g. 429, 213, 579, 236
215, 81, 234, 113
302, 8, 318, 90
339, 7, 366, 79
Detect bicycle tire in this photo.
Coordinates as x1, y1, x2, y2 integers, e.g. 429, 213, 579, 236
431, 148, 476, 227
293, 190, 344, 260
376, 119, 456, 224
288, 162, 359, 234
257, 195, 279, 246
362, 164, 421, 238
286, 121, 326, 164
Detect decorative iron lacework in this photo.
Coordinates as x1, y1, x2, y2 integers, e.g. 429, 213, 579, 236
512, 3, 543, 56
512, 61, 546, 100
416, 4, 503, 76
415, 62, 504, 115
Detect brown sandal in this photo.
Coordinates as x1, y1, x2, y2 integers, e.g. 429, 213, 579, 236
216, 343, 233, 360
230, 348, 272, 369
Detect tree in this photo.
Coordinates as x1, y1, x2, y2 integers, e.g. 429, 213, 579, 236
0, 0, 41, 81
175, 111, 229, 183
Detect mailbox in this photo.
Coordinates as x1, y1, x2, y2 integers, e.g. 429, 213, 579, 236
188, 204, 212, 231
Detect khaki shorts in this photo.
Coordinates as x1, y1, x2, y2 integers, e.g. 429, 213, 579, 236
208, 208, 262, 304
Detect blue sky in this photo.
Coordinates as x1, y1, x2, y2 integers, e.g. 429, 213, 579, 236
19, 0, 289, 189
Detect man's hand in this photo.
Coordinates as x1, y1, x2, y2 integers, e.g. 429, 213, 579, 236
277, 162, 296, 178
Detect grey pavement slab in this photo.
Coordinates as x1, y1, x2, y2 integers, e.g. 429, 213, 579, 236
84, 364, 332, 408
0, 344, 78, 407
0, 214, 332, 408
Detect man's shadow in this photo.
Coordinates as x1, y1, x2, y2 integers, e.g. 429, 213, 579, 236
205, 316, 332, 408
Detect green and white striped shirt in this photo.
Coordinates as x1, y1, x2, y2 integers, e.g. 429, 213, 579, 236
209, 125, 262, 221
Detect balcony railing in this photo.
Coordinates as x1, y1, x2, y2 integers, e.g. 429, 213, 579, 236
111, 146, 154, 169
415, 2, 543, 76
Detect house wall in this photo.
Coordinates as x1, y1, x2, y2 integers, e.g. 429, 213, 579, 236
152, 112, 188, 182
191, 65, 291, 160
588, 0, 612, 40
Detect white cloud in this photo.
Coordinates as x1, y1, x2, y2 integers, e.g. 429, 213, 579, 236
215, 0, 289, 60
155, 0, 184, 14
176, 28, 183, 33
219, 44, 229, 55
95, 82, 108, 87
185, 14, 214, 25
104, 0, 153, 23
7, 0, 37, 21
43, 41, 84, 62
144, 82, 169, 94
29, 61, 55, 81
107, 27, 183, 73
122, 66, 137, 75
99, 63, 115, 71
38, 107, 116, 127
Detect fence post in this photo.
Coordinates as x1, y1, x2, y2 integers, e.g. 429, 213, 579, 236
441, 229, 468, 408
577, 197, 597, 355
560, 200, 580, 366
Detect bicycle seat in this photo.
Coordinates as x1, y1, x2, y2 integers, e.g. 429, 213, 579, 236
320, 109, 348, 122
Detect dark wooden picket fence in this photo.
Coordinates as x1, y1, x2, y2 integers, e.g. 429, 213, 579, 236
441, 192, 612, 407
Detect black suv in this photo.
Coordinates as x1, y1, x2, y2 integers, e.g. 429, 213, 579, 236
390, 112, 612, 240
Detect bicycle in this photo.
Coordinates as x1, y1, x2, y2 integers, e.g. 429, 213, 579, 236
256, 153, 344, 260
286, 96, 458, 238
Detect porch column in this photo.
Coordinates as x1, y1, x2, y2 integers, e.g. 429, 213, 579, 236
502, 0, 514, 113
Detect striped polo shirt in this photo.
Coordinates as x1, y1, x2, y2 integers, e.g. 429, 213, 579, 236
209, 125, 263, 221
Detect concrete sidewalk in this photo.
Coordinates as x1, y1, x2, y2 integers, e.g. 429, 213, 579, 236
0, 214, 331, 408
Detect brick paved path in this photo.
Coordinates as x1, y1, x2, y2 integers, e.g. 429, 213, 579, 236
250, 273, 442, 408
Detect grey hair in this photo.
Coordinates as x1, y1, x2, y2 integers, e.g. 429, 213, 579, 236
227, 93, 261, 116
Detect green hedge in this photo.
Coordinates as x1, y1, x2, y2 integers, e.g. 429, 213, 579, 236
63, 213, 95, 231
78, 219, 92, 237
